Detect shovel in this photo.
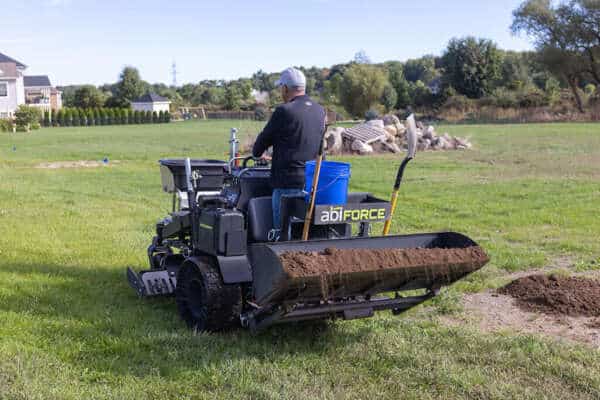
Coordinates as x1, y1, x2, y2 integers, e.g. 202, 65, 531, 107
382, 114, 418, 236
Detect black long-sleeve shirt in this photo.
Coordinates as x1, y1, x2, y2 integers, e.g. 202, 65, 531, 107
252, 95, 325, 189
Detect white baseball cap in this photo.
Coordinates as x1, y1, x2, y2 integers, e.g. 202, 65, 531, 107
275, 67, 306, 88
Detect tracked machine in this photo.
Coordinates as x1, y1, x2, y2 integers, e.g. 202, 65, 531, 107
127, 120, 489, 332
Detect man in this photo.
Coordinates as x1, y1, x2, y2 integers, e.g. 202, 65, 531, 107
252, 67, 326, 240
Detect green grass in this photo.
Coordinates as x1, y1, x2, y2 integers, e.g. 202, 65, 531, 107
1, 120, 599, 399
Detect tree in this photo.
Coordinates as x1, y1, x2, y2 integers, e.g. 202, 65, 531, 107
403, 56, 437, 83
73, 85, 106, 109
87, 110, 95, 126
64, 109, 72, 127
50, 110, 57, 127
385, 61, 412, 108
442, 37, 503, 98
339, 64, 388, 118
223, 84, 242, 110
511, 0, 599, 111
43, 110, 50, 127
72, 109, 80, 126
56, 109, 64, 126
381, 85, 398, 112
354, 50, 372, 64
114, 66, 146, 107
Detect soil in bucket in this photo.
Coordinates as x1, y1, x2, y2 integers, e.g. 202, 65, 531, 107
278, 246, 489, 279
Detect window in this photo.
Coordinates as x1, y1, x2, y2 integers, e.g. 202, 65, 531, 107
0, 82, 7, 97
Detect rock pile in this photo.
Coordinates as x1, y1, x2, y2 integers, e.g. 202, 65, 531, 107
324, 115, 473, 155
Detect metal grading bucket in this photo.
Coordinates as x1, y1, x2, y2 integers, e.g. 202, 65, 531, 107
248, 232, 489, 306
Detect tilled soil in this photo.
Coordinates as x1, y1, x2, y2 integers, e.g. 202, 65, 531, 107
279, 246, 489, 278
499, 274, 600, 317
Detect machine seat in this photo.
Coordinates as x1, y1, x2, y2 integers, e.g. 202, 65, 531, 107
247, 197, 274, 242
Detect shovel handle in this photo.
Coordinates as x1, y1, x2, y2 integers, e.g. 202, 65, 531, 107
302, 121, 328, 241
382, 156, 413, 236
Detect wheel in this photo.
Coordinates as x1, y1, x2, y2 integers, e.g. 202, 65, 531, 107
175, 258, 242, 332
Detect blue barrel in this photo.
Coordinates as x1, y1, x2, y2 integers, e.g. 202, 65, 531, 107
305, 160, 351, 205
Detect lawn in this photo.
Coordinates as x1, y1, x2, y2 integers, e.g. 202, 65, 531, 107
0, 120, 599, 399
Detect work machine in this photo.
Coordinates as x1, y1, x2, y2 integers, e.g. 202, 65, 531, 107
127, 124, 489, 332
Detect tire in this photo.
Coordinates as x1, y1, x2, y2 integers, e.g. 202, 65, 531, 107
175, 257, 242, 332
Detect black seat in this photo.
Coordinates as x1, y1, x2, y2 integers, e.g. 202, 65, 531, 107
247, 196, 273, 242
235, 169, 272, 211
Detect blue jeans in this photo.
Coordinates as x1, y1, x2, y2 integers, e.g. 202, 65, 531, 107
272, 188, 305, 230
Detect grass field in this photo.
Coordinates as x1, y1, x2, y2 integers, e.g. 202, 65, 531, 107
1, 120, 599, 399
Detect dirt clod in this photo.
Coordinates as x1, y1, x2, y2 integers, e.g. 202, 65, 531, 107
279, 246, 489, 278
499, 274, 600, 317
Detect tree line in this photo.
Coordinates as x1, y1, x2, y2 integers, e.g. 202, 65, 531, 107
58, 0, 599, 119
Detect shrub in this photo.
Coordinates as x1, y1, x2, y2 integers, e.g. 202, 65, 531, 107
87, 110, 95, 126
490, 88, 518, 108
165, 111, 171, 123
0, 118, 14, 132
134, 110, 141, 124
254, 107, 267, 121
51, 110, 57, 127
517, 88, 548, 108
158, 110, 165, 123
14, 105, 42, 132
56, 110, 64, 126
152, 111, 159, 123
94, 109, 101, 125
72, 109, 80, 126
145, 110, 152, 123
43, 110, 50, 127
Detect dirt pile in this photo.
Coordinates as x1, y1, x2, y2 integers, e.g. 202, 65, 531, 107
499, 274, 600, 317
279, 246, 489, 278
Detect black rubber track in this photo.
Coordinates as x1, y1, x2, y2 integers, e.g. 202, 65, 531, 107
175, 257, 242, 332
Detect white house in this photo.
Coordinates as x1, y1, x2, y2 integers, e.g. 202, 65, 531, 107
131, 93, 171, 113
0, 52, 62, 118
0, 52, 26, 118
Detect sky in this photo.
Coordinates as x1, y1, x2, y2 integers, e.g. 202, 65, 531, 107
1, 0, 533, 86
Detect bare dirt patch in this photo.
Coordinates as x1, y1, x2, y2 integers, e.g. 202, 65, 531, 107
35, 160, 119, 169
442, 273, 600, 348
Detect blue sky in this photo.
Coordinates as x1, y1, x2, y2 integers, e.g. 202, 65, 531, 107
1, 0, 532, 86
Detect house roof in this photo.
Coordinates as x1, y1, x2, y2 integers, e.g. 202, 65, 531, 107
133, 93, 170, 103
24, 75, 51, 87
0, 52, 26, 68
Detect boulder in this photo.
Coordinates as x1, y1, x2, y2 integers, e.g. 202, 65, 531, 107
351, 139, 374, 154
324, 127, 344, 154
384, 125, 398, 141
382, 114, 401, 126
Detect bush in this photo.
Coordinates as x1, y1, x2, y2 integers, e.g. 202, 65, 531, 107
43, 111, 50, 127
517, 88, 548, 108
15, 105, 42, 132
0, 118, 14, 132
152, 111, 159, 123
489, 88, 519, 108
51, 110, 57, 127
145, 111, 152, 123
87, 110, 95, 126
